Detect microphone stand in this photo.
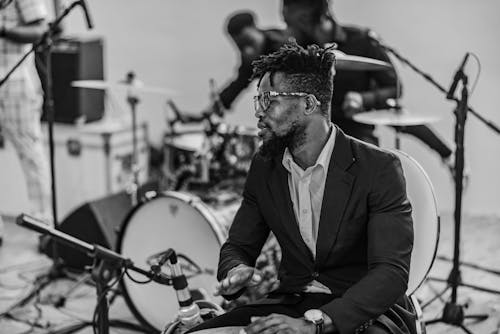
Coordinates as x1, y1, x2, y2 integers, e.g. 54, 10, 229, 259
16, 214, 158, 334
379, 41, 500, 283
376, 42, 500, 332
0, 0, 93, 311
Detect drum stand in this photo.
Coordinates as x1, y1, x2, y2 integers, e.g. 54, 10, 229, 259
123, 71, 142, 206
16, 214, 161, 334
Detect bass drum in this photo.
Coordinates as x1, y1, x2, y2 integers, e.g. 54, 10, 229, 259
117, 191, 232, 332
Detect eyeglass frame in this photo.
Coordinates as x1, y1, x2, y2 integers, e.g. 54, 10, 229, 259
253, 91, 321, 112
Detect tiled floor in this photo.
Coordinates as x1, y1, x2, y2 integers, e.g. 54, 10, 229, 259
1, 213, 499, 334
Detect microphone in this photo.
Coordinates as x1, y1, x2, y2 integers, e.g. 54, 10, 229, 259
78, 0, 94, 29
167, 251, 203, 328
446, 52, 470, 100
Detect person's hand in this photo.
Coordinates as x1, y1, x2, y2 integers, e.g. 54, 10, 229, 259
243, 314, 316, 334
213, 264, 263, 296
342, 91, 364, 118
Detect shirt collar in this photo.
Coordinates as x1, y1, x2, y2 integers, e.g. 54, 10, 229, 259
282, 123, 336, 174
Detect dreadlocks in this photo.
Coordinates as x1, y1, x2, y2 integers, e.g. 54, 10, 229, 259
251, 40, 336, 117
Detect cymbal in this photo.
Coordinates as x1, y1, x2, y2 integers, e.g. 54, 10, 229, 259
331, 50, 392, 71
352, 109, 442, 126
71, 79, 178, 96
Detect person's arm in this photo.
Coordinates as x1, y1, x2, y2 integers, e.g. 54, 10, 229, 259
1, 19, 47, 43
217, 156, 270, 299
218, 57, 254, 110
320, 153, 413, 334
357, 32, 401, 111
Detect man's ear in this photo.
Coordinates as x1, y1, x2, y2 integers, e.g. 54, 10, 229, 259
304, 95, 319, 115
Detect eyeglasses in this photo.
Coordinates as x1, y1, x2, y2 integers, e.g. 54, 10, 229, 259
253, 91, 319, 112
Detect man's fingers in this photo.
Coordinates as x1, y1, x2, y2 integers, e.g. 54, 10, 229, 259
247, 314, 285, 334
248, 271, 262, 286
213, 270, 252, 295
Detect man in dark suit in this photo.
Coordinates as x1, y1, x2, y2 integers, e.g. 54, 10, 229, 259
188, 41, 416, 334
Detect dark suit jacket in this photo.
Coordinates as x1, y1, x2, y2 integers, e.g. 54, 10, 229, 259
218, 127, 415, 334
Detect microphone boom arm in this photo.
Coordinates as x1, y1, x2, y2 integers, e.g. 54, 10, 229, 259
377, 41, 500, 135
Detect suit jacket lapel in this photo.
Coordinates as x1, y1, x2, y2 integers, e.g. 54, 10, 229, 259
316, 127, 356, 267
267, 155, 313, 261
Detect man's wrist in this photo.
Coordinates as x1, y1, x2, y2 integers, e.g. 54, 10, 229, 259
304, 309, 325, 334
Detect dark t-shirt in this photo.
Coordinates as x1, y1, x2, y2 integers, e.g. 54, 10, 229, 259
331, 25, 398, 142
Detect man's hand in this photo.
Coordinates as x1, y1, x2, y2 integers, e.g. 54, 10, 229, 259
342, 91, 364, 118
214, 264, 263, 296
244, 314, 316, 334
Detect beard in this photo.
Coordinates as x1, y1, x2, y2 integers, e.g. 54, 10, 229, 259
257, 121, 305, 160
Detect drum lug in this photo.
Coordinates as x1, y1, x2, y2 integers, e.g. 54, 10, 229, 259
144, 191, 157, 201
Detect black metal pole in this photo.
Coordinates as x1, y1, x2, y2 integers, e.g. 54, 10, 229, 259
451, 75, 468, 303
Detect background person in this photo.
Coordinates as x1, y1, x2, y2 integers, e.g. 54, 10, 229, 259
0, 0, 52, 245
282, 0, 456, 172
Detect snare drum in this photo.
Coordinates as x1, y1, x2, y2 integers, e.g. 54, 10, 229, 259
163, 131, 208, 188
117, 191, 279, 332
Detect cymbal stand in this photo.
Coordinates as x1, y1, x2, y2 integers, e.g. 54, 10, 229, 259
123, 71, 141, 206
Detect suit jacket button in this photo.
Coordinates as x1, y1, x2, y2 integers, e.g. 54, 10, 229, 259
312, 271, 319, 279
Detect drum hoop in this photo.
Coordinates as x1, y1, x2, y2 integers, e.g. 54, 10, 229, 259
115, 191, 227, 331
391, 150, 441, 295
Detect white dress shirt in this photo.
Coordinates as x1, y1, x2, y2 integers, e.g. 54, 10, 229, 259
282, 123, 336, 293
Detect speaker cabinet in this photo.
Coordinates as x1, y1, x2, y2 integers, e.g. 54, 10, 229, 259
42, 182, 158, 270
39, 37, 105, 124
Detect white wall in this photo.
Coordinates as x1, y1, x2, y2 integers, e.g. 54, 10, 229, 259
56, 0, 500, 216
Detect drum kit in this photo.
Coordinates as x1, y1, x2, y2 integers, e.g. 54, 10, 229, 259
67, 51, 441, 334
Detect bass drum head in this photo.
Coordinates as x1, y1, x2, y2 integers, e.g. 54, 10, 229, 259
117, 191, 225, 332
392, 150, 440, 295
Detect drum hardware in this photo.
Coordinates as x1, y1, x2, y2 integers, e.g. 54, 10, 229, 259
73, 71, 169, 205
164, 99, 259, 190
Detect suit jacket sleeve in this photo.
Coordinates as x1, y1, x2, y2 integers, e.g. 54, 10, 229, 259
321, 154, 413, 334
217, 157, 271, 297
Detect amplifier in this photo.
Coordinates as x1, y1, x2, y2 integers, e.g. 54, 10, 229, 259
39, 37, 105, 124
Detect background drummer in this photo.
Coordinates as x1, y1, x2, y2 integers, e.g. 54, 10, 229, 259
201, 10, 288, 117
282, 0, 457, 173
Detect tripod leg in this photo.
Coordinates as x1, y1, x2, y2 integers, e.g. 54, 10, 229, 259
421, 284, 450, 309
52, 272, 92, 307
459, 282, 500, 295
459, 323, 475, 334
464, 314, 489, 322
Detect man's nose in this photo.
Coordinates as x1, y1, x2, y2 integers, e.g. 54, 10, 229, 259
255, 108, 265, 119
